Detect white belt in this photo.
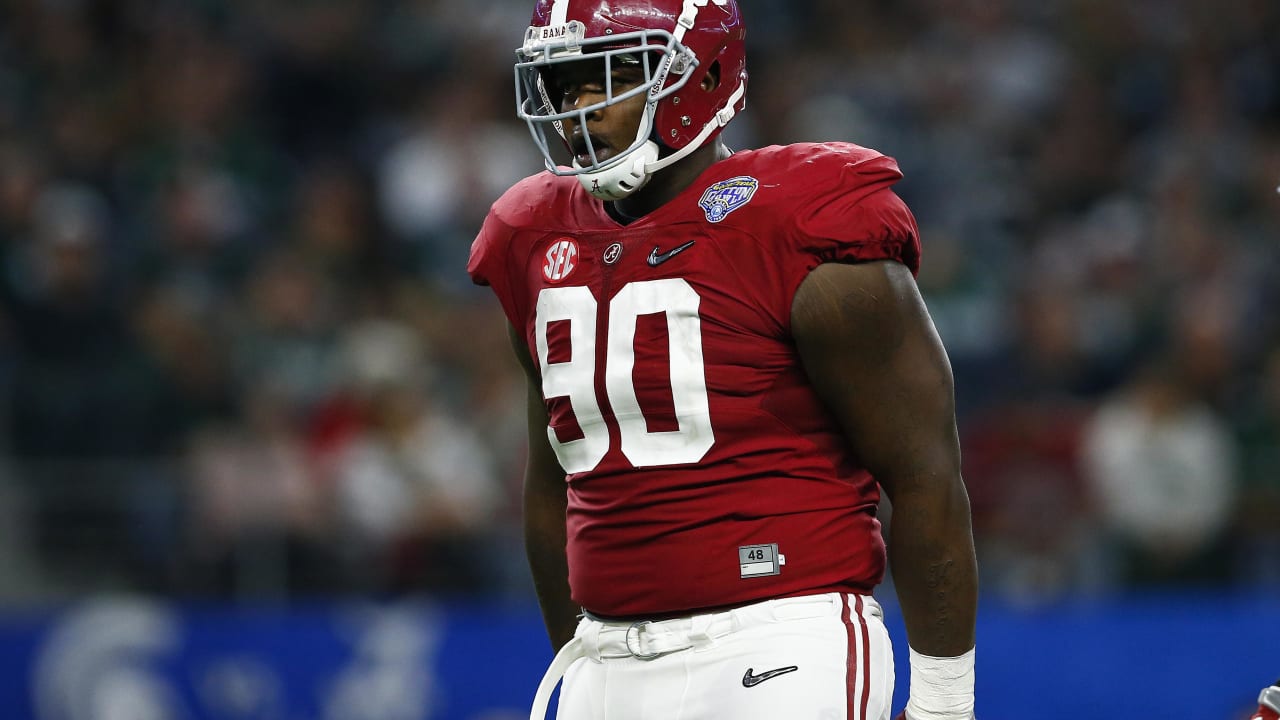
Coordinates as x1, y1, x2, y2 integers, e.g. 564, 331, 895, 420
528, 594, 847, 720
529, 636, 588, 720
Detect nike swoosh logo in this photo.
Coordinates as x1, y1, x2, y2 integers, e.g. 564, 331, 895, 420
647, 240, 696, 266
742, 665, 799, 688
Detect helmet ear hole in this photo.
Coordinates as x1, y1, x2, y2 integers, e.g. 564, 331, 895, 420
701, 61, 721, 92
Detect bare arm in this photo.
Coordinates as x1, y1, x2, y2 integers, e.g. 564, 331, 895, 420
791, 261, 977, 657
508, 324, 580, 649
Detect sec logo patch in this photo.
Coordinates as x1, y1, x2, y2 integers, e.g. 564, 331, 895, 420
543, 239, 579, 282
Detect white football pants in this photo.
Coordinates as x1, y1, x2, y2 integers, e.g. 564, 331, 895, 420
530, 593, 894, 720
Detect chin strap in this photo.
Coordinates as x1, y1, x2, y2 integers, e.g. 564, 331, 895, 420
574, 0, 745, 201
577, 79, 745, 201
643, 80, 745, 175
577, 141, 659, 200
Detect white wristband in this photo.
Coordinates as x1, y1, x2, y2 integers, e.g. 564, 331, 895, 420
904, 646, 975, 720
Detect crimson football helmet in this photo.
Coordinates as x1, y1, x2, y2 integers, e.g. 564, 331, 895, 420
515, 0, 747, 200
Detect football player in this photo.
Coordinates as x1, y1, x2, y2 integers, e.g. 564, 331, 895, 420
468, 1, 978, 718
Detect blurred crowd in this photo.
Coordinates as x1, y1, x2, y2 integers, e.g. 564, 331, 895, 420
0, 0, 1276, 605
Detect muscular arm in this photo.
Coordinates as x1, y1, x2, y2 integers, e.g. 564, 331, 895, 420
508, 324, 580, 649
792, 261, 977, 657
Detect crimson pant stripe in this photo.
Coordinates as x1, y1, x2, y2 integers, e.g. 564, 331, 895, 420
839, 594, 860, 717
855, 595, 871, 720
842, 595, 873, 720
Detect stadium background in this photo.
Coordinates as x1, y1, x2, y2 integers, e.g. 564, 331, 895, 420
0, 0, 1277, 718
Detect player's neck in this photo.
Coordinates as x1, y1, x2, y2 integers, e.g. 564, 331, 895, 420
610, 140, 732, 222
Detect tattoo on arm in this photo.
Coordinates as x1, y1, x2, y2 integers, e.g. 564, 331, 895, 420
927, 560, 955, 645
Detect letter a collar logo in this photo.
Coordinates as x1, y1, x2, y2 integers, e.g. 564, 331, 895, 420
543, 238, 579, 283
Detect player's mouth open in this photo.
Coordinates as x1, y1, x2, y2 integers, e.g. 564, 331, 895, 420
572, 134, 613, 166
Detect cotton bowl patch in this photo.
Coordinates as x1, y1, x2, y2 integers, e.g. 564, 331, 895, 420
699, 176, 759, 223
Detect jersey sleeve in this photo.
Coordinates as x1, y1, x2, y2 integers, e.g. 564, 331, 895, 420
467, 208, 503, 289
790, 151, 921, 276
468, 172, 568, 311
740, 146, 923, 337
467, 206, 521, 326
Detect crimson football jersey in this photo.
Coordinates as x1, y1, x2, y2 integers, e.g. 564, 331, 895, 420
469, 142, 921, 617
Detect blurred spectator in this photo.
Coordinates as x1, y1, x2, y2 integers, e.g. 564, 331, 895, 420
1233, 344, 1280, 588
326, 317, 506, 594
185, 383, 335, 598
232, 250, 341, 417
290, 160, 392, 293
1081, 356, 1239, 587
965, 401, 1104, 604
4, 183, 179, 588
961, 271, 1115, 603
376, 71, 537, 292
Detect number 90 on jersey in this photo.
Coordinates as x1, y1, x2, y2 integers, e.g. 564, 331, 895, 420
535, 278, 715, 474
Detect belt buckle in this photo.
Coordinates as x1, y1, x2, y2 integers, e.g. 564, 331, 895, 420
624, 620, 662, 660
